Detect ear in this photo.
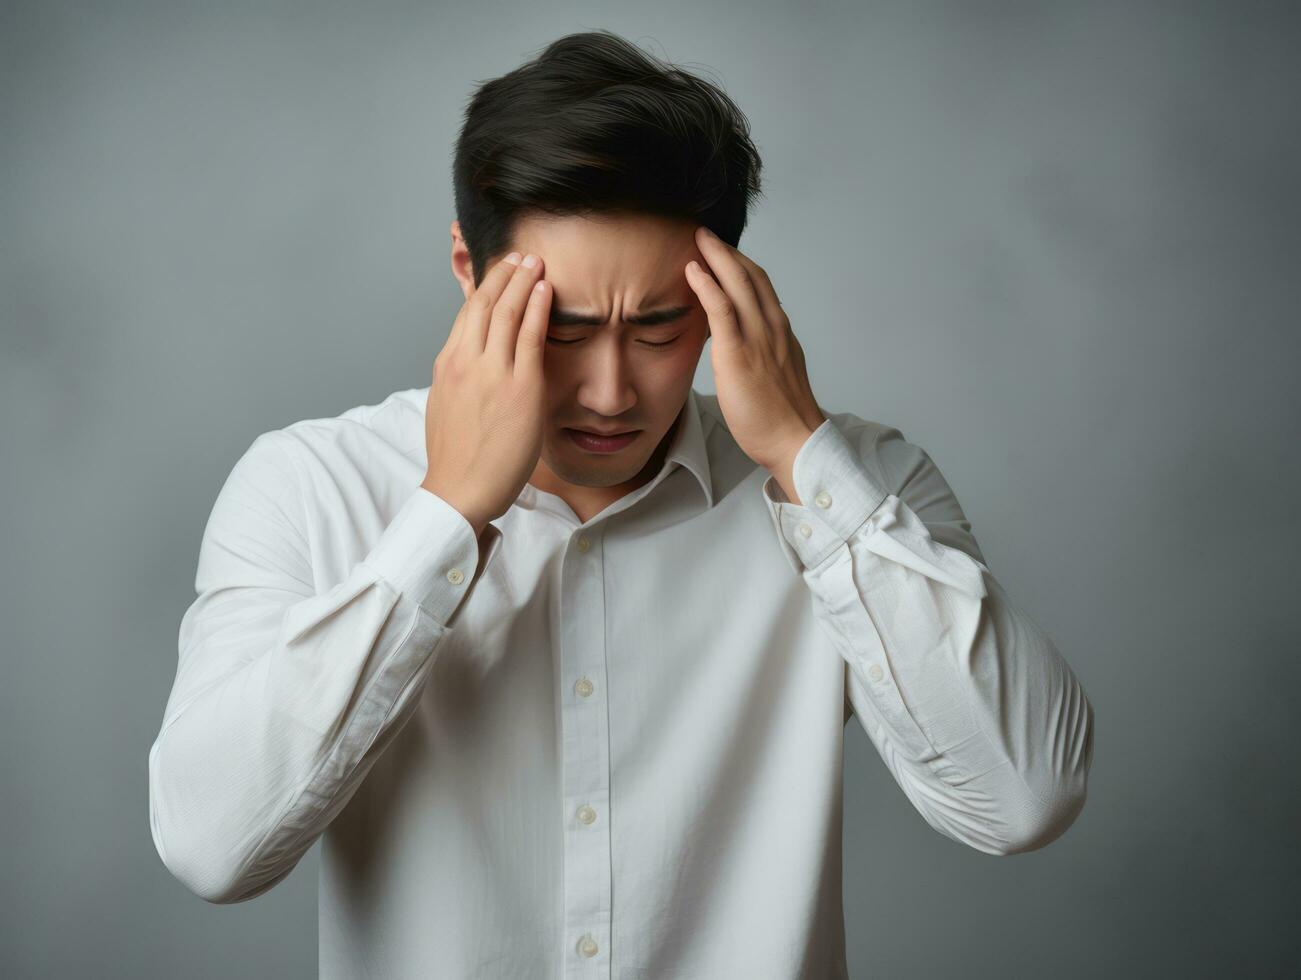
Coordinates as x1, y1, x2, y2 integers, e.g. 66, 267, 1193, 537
450, 220, 475, 301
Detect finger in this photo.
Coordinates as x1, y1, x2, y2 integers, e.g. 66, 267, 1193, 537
485, 254, 544, 361
731, 250, 787, 331
694, 226, 767, 342
446, 251, 519, 351
731, 250, 793, 360
685, 259, 742, 346
513, 276, 552, 376
459, 251, 523, 352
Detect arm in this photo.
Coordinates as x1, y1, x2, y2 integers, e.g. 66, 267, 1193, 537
762, 416, 1094, 856
147, 430, 503, 903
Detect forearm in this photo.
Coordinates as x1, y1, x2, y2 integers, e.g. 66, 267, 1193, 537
150, 456, 501, 903
764, 416, 1094, 855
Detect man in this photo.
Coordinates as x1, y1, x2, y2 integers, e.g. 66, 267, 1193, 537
149, 29, 1093, 980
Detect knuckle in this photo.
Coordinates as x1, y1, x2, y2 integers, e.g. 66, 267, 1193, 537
492, 300, 520, 326
439, 352, 467, 381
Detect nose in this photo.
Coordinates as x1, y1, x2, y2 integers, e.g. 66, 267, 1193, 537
574, 335, 637, 420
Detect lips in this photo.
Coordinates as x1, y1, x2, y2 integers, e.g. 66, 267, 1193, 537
570, 427, 638, 436
565, 427, 640, 453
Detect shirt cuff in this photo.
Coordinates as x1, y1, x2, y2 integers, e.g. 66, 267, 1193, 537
363, 486, 503, 626
762, 418, 892, 571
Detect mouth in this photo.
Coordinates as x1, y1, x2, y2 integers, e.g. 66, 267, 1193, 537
564, 427, 641, 453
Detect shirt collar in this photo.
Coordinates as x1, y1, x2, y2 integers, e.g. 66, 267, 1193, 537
663, 387, 715, 510
408, 386, 715, 514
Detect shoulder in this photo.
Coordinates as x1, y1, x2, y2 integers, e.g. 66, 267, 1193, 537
821, 409, 979, 554
694, 390, 937, 492
274, 385, 426, 461
222, 384, 425, 509
817, 409, 927, 493
805, 408, 973, 532
703, 392, 925, 486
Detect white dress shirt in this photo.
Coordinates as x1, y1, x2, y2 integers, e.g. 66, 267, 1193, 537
148, 385, 1093, 979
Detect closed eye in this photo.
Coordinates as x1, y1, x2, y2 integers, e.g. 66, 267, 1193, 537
546, 335, 681, 348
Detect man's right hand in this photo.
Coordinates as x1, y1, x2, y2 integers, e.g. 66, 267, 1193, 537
421, 251, 552, 538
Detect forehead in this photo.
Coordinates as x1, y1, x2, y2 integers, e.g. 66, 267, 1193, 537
509, 212, 701, 307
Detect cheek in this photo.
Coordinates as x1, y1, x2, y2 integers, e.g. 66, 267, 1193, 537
661, 344, 702, 380
540, 357, 572, 414
676, 319, 710, 365
659, 318, 708, 377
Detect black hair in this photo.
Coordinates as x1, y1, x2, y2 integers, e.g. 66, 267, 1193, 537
452, 30, 765, 285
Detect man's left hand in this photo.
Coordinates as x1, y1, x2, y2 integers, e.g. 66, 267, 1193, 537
685, 225, 827, 504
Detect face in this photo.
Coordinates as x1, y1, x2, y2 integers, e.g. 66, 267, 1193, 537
452, 211, 711, 514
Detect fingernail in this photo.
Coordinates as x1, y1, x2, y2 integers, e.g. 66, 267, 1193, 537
505, 252, 522, 265
522, 253, 538, 268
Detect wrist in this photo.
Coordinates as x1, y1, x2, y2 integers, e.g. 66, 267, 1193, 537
419, 478, 488, 537
761, 424, 814, 472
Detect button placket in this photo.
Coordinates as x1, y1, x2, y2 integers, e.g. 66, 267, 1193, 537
561, 530, 611, 975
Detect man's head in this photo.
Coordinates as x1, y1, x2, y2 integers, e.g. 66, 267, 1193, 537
447, 31, 764, 508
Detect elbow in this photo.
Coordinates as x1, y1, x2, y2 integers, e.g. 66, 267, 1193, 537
149, 807, 256, 904
994, 697, 1095, 857
993, 779, 1090, 856
154, 841, 256, 905
148, 739, 261, 905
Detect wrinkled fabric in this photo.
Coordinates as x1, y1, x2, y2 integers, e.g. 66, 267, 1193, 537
148, 386, 1093, 979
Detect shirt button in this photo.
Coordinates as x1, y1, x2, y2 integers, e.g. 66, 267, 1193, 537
867, 663, 885, 682
577, 935, 599, 957
446, 568, 465, 585
576, 804, 597, 825
814, 490, 832, 509
576, 536, 591, 552
574, 677, 594, 698
797, 523, 812, 538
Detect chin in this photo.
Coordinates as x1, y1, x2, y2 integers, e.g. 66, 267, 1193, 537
549, 444, 648, 486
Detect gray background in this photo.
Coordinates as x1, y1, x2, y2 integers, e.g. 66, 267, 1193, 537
3, 1, 1298, 976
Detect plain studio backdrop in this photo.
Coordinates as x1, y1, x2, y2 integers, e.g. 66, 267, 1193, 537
3, 1, 1298, 977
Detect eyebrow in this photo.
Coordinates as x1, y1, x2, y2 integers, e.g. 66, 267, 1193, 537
549, 305, 694, 328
